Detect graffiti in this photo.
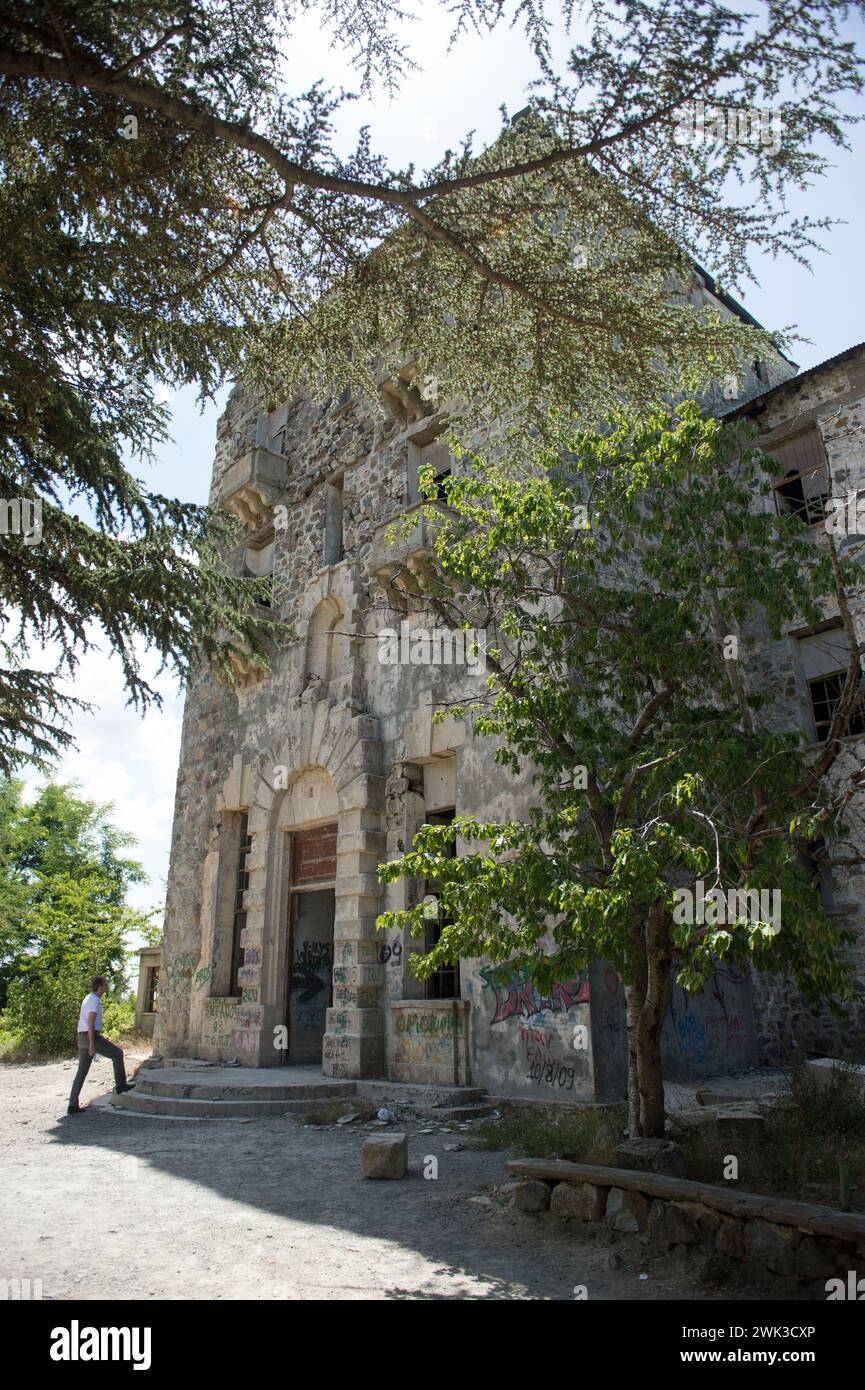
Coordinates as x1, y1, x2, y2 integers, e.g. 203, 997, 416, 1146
241, 988, 259, 1004
480, 961, 589, 1024
378, 939, 403, 965
674, 1010, 707, 1065
230, 1028, 258, 1053
396, 1011, 464, 1037
243, 946, 262, 966
295, 940, 331, 972
527, 1058, 576, 1089
290, 970, 327, 1003
163, 953, 196, 993
517, 1025, 578, 1089
193, 961, 214, 991
204, 999, 237, 1021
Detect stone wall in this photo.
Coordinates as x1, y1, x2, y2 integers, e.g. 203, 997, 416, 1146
509, 1159, 865, 1290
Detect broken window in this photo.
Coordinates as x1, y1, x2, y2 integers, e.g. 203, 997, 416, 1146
409, 440, 452, 505
230, 813, 252, 996
768, 429, 830, 526
423, 808, 460, 1000
144, 966, 159, 1014
797, 627, 865, 742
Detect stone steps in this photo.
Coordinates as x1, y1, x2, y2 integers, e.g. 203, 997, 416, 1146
107, 1064, 490, 1120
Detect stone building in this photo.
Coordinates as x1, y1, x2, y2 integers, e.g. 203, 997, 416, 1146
154, 282, 865, 1100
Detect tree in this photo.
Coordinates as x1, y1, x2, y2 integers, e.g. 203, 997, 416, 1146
377, 407, 863, 1137
1, 1, 863, 768
0, 781, 151, 1047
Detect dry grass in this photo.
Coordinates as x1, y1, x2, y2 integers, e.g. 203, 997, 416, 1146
673, 1056, 865, 1211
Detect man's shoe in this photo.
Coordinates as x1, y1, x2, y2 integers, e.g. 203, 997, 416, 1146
66, 1105, 84, 1115
115, 1083, 135, 1095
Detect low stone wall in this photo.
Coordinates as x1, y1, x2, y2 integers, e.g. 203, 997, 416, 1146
507, 1159, 865, 1287
388, 1000, 471, 1085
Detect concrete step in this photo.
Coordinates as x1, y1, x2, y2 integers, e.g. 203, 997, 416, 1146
109, 1092, 345, 1119
429, 1102, 497, 1121
353, 1081, 487, 1109
137, 1078, 352, 1103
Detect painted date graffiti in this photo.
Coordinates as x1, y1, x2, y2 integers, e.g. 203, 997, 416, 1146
526, 1059, 576, 1089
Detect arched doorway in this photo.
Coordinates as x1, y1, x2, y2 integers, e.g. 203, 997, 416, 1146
283, 822, 337, 1063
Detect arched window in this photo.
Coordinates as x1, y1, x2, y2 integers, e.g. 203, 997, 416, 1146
305, 597, 344, 685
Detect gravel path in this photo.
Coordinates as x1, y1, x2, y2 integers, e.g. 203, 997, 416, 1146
0, 1055, 777, 1301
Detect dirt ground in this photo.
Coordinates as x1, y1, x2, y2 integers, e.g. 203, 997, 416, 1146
0, 1054, 799, 1301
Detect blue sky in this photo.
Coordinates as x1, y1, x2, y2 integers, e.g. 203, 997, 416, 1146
23, 7, 865, 922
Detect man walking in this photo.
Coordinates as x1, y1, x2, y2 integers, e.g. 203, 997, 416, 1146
67, 975, 134, 1115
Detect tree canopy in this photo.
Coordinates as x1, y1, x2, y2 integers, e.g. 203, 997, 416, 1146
0, 779, 152, 1048
1, 0, 863, 770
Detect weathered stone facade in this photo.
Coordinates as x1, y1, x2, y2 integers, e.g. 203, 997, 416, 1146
155, 301, 865, 1099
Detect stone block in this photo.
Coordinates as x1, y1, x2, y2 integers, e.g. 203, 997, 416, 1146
615, 1137, 685, 1177
514, 1180, 551, 1213
362, 1133, 408, 1179
794, 1236, 837, 1282
743, 1219, 795, 1276
648, 1200, 700, 1250
715, 1216, 746, 1260
715, 1110, 765, 1143
606, 1187, 649, 1233
550, 1181, 607, 1227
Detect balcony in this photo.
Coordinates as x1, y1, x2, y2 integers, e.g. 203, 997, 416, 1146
218, 447, 287, 532
369, 501, 452, 585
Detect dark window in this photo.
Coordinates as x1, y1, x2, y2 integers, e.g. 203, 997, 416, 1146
230, 813, 252, 995
144, 966, 159, 1013
423, 809, 459, 999
807, 671, 865, 743
432, 468, 451, 503
325, 477, 344, 565
270, 426, 288, 456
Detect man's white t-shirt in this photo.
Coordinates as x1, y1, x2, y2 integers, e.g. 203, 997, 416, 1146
77, 992, 102, 1033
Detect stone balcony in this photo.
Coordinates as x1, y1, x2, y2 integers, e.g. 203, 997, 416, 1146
369, 501, 453, 586
218, 447, 287, 533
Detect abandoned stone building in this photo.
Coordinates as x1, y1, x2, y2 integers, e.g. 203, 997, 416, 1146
154, 291, 865, 1101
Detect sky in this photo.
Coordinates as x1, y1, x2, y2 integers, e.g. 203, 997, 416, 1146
21, 5, 865, 926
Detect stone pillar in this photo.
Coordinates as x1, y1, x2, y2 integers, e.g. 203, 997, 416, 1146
323, 791, 387, 1078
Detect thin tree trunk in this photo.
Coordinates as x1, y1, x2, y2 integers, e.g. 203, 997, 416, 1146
636, 902, 674, 1138
624, 921, 646, 1136
624, 905, 674, 1138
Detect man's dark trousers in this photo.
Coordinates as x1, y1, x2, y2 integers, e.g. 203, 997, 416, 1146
69, 1031, 127, 1108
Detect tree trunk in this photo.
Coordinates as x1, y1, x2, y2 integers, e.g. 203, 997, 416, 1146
626, 903, 674, 1138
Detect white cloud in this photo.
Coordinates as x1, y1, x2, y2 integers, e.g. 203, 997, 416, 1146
20, 630, 184, 916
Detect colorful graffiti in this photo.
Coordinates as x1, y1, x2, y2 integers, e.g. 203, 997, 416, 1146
480, 961, 589, 1024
